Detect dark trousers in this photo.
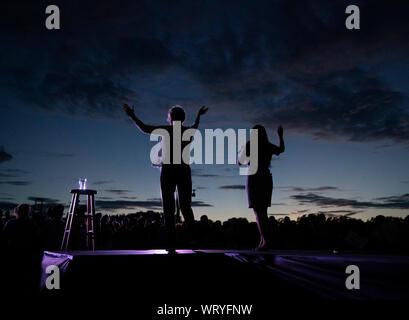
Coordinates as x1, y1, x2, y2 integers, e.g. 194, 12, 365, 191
160, 165, 195, 246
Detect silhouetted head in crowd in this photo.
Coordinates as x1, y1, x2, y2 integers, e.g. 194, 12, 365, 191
53, 205, 64, 220
76, 205, 87, 216
14, 204, 30, 218
101, 214, 110, 225
167, 105, 186, 124
47, 206, 55, 219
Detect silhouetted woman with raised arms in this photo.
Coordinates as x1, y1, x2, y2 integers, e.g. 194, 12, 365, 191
239, 125, 285, 251
123, 103, 208, 253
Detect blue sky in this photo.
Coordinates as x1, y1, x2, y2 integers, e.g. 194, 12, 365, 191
1, 0, 408, 221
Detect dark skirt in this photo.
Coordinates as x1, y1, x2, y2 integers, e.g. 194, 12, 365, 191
246, 171, 273, 208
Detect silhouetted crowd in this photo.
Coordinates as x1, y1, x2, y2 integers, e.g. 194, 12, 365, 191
1, 204, 409, 253
1, 204, 408, 296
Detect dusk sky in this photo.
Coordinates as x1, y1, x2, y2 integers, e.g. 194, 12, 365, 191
1, 0, 408, 222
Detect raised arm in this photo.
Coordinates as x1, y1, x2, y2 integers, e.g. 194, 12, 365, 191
123, 104, 157, 134
277, 125, 285, 154
191, 106, 208, 129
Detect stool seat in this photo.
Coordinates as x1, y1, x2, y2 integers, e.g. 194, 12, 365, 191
70, 189, 97, 195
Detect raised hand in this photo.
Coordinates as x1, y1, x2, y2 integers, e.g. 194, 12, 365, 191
123, 104, 135, 117
198, 106, 208, 116
277, 125, 283, 136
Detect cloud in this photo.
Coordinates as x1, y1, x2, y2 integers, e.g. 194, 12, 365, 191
0, 168, 30, 178
291, 208, 360, 217
104, 189, 132, 195
219, 185, 245, 190
0, 196, 15, 201
295, 209, 309, 214
19, 150, 75, 158
95, 198, 212, 210
317, 210, 362, 217
191, 169, 220, 178
291, 193, 409, 210
291, 209, 360, 217
191, 200, 213, 207
96, 199, 162, 210
40, 152, 75, 158
0, 147, 12, 163
191, 168, 239, 179
27, 196, 60, 203
0, 167, 32, 186
373, 194, 409, 207
98, 196, 113, 200
0, 181, 32, 186
316, 210, 361, 217
195, 174, 220, 178
279, 186, 340, 192
4, 169, 29, 174
1, 0, 408, 144
0, 201, 18, 210
0, 173, 16, 178
255, 68, 409, 143
92, 180, 114, 185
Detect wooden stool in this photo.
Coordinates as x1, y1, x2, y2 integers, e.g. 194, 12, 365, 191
61, 189, 97, 251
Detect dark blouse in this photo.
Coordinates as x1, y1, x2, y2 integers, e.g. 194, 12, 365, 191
245, 141, 281, 173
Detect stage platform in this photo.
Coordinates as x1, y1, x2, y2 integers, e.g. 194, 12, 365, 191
40, 249, 409, 301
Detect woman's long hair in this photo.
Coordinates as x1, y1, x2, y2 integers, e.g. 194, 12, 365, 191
252, 125, 270, 149
240, 124, 270, 165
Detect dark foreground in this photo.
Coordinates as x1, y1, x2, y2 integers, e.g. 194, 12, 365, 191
39, 249, 409, 301
0, 249, 407, 317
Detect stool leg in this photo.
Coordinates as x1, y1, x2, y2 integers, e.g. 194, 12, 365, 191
91, 194, 95, 250
61, 192, 78, 251
86, 194, 91, 250
86, 194, 95, 250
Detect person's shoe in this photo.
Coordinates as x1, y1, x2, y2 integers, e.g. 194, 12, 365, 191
253, 238, 266, 252
254, 242, 273, 252
187, 240, 199, 249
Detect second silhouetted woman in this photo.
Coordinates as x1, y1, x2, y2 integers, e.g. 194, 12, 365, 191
239, 125, 285, 251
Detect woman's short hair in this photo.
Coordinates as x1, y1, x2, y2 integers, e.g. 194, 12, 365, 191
168, 105, 186, 123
